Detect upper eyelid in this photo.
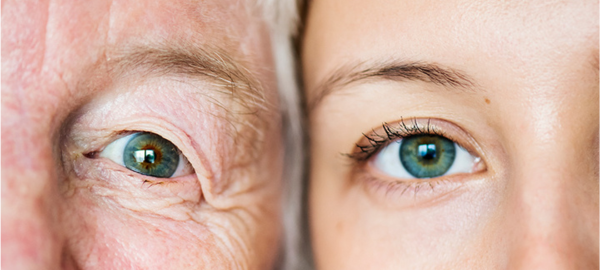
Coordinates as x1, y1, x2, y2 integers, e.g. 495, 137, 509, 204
348, 119, 447, 160
104, 46, 274, 145
84, 131, 145, 158
83, 127, 204, 175
96, 133, 137, 162
64, 110, 217, 184
65, 77, 257, 172
347, 118, 475, 163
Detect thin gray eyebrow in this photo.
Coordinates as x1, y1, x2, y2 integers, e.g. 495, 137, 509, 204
108, 44, 269, 112
96, 44, 272, 157
309, 61, 476, 110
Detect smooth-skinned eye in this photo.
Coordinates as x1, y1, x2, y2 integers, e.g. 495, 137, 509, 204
372, 134, 478, 179
100, 132, 194, 178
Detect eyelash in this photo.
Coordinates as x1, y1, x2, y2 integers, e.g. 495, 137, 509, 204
346, 117, 450, 162
345, 118, 479, 204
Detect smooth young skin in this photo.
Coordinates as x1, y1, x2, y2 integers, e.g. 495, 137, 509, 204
303, 0, 598, 269
3, 0, 283, 269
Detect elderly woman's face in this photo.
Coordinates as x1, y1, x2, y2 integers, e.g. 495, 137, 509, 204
303, 0, 598, 269
3, 0, 282, 269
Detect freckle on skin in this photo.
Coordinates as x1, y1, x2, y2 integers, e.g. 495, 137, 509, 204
484, 98, 490, 104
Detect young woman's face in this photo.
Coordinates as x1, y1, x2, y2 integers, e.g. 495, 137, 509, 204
302, 0, 598, 269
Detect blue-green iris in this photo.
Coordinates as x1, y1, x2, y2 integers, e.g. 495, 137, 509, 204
123, 132, 179, 178
399, 135, 456, 178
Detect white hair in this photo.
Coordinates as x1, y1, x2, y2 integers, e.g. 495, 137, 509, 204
255, 1, 313, 269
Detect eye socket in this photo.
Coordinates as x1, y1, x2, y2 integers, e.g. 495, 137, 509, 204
100, 132, 194, 178
372, 134, 478, 179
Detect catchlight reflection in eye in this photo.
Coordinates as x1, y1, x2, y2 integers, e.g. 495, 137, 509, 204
372, 134, 477, 179
100, 132, 193, 178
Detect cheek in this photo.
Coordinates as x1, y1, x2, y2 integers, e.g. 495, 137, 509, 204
59, 165, 281, 270
311, 173, 503, 269
61, 193, 239, 269
58, 160, 280, 270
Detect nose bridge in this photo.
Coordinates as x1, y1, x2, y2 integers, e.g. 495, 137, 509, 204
504, 126, 597, 269
2, 114, 64, 269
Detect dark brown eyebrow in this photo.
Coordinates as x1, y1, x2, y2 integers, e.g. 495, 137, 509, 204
309, 61, 476, 110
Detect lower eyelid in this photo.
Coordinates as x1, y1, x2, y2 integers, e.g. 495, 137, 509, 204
68, 163, 203, 216
70, 154, 202, 201
354, 164, 478, 208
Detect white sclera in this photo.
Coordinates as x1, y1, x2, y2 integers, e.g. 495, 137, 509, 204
372, 138, 476, 179
100, 133, 137, 166
100, 132, 192, 178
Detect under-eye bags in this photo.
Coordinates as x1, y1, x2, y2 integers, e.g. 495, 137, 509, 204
101, 132, 193, 178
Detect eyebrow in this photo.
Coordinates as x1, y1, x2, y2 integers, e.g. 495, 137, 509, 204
107, 44, 269, 112
309, 61, 476, 110
95, 44, 272, 153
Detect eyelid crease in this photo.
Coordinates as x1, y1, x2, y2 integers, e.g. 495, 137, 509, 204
75, 44, 274, 159
105, 45, 272, 169
346, 117, 451, 162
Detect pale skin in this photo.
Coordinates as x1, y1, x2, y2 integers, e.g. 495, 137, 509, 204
2, 0, 282, 269
302, 0, 598, 269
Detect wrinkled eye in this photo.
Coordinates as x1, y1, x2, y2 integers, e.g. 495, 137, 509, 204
101, 132, 194, 178
372, 134, 477, 179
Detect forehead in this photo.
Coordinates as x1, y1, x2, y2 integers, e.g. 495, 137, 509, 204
44, 0, 263, 46
5, 0, 271, 88
102, 0, 266, 55
302, 0, 598, 88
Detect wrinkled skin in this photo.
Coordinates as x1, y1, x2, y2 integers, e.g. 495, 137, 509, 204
303, 0, 598, 269
2, 0, 282, 269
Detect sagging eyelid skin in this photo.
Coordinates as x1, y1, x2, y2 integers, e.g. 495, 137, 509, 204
61, 74, 269, 212
49, 65, 284, 268
2, 0, 288, 267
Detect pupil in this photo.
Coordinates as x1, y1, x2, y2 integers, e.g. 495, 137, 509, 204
123, 132, 180, 178
399, 134, 456, 178
134, 149, 156, 164
418, 144, 437, 160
